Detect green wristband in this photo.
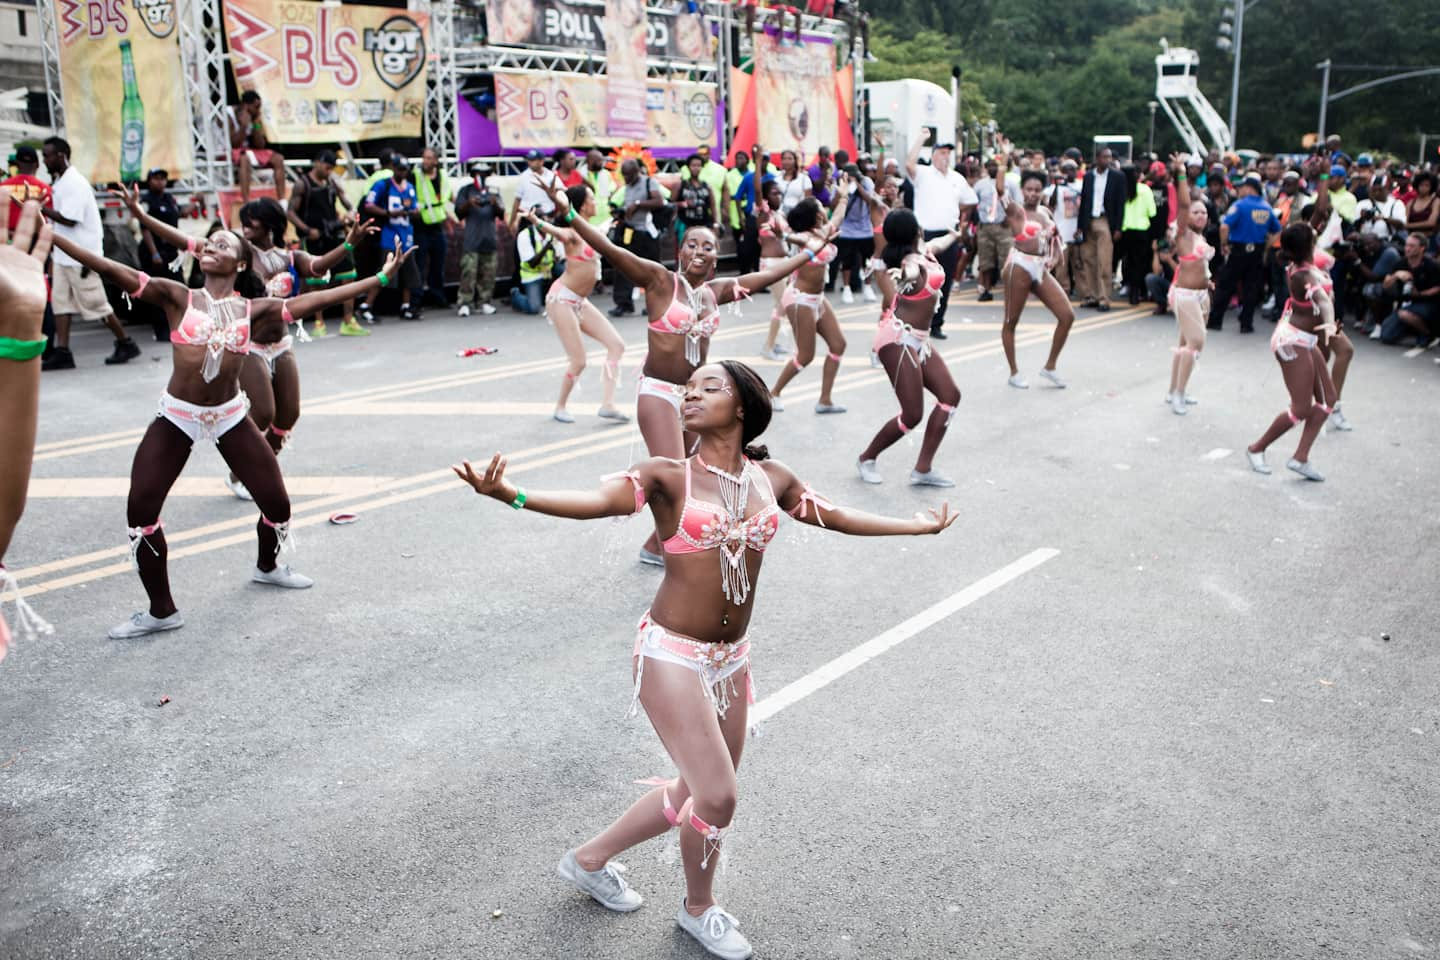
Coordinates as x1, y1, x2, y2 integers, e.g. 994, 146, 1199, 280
1176, 174, 1187, 182
377, 272, 390, 287
343, 241, 354, 252
0, 336, 47, 361
510, 487, 527, 510
563, 209, 576, 224
1319, 174, 1329, 181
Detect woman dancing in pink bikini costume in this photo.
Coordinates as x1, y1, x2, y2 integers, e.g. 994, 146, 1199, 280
995, 154, 1075, 390
1245, 221, 1338, 482
1164, 155, 1213, 415
767, 185, 854, 413
453, 359, 955, 960
524, 185, 630, 424
49, 227, 413, 639
856, 208, 965, 487
535, 176, 814, 566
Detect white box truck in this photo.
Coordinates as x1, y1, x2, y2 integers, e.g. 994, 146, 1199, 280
863, 79, 956, 162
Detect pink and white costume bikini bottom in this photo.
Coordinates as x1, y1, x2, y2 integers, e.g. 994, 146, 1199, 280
628, 610, 755, 720
545, 283, 590, 321
1168, 285, 1210, 313
1271, 321, 1319, 362
1004, 247, 1049, 286
157, 391, 250, 444
636, 374, 685, 414
782, 285, 825, 314
250, 335, 293, 376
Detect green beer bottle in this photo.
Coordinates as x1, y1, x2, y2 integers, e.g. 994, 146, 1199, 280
118, 40, 145, 184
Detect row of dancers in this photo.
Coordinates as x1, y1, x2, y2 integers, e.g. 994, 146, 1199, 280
0, 150, 1353, 957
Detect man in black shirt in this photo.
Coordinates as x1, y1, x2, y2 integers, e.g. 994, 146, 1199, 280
454, 159, 503, 316
1379, 233, 1440, 344
138, 167, 182, 341
287, 150, 362, 335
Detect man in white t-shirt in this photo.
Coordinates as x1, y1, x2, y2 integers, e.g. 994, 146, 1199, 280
1356, 179, 1407, 241
1044, 159, 1083, 294
40, 137, 137, 371
509, 148, 557, 231
906, 140, 978, 337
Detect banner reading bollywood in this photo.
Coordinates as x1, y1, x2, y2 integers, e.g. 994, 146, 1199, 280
223, 0, 429, 143
486, 0, 712, 62
492, 71, 716, 150
603, 0, 649, 140
53, 0, 193, 183
752, 31, 841, 161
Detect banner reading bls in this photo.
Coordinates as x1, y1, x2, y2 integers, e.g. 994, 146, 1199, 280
53, 0, 192, 183
223, 0, 428, 142
492, 72, 716, 150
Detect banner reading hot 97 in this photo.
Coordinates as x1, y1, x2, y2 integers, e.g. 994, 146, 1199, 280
223, 0, 429, 143
52, 0, 193, 183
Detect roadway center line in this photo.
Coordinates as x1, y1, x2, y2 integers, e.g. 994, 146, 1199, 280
750, 548, 1061, 724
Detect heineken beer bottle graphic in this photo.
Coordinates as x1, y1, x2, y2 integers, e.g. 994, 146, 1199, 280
118, 40, 145, 183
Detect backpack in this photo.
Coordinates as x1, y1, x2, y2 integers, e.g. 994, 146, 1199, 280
646, 176, 677, 231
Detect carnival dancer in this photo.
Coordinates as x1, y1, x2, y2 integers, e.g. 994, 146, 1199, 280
523, 186, 630, 424
1245, 222, 1338, 481
452, 359, 955, 960
0, 198, 55, 661
766, 183, 854, 413
49, 225, 414, 638
856, 209, 965, 487
116, 188, 378, 499
994, 155, 1074, 389
756, 180, 793, 361
1164, 155, 1212, 415
1307, 183, 1357, 432
535, 176, 815, 567
865, 173, 902, 367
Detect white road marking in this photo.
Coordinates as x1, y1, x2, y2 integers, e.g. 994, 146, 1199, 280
750, 548, 1060, 724
1202, 448, 1233, 461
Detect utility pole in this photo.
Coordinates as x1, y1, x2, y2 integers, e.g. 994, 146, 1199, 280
1316, 59, 1331, 143
1147, 101, 1158, 155
1227, 0, 1244, 144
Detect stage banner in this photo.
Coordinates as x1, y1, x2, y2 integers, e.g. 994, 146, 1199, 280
53, 0, 193, 183
752, 31, 839, 161
486, 0, 711, 62
223, 0, 429, 143
492, 71, 715, 150
603, 0, 648, 140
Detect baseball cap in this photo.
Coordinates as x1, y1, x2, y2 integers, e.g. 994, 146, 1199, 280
466, 158, 492, 174
1356, 153, 1374, 167
392, 155, 411, 170
1148, 160, 1167, 177
1242, 173, 1263, 191
1329, 164, 1347, 179
146, 167, 168, 179
524, 148, 544, 161
933, 142, 955, 151
14, 144, 38, 163
1282, 170, 1300, 182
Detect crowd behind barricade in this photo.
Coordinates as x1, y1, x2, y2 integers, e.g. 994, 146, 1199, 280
8, 117, 1439, 374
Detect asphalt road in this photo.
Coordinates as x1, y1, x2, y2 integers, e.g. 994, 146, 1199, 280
2, 283, 1437, 960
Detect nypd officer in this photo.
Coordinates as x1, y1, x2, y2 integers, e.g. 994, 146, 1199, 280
1208, 173, 1281, 333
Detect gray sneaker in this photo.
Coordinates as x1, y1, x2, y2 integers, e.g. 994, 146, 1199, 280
1007, 373, 1029, 389
108, 610, 185, 640
251, 565, 314, 589
769, 394, 785, 412
814, 401, 847, 414
597, 406, 631, 423
1287, 458, 1325, 482
1328, 407, 1353, 432
676, 902, 753, 960
909, 469, 956, 488
1037, 367, 1067, 389
857, 458, 883, 484
556, 849, 643, 913
638, 548, 665, 568
553, 409, 576, 424
1246, 450, 1272, 475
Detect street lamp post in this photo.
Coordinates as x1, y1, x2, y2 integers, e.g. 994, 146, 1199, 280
1227, 0, 1244, 144
1147, 100, 1158, 155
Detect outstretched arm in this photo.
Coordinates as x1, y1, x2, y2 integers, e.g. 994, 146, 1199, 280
923, 228, 962, 255
539, 176, 669, 291
113, 185, 195, 260
905, 136, 924, 180
49, 233, 186, 312
1172, 155, 1192, 232
766, 461, 956, 536
709, 248, 814, 304
259, 241, 413, 325
296, 218, 378, 278
452, 452, 671, 520
522, 207, 576, 245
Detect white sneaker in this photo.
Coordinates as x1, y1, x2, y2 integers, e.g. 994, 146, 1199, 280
1262, 295, 1277, 312
1369, 325, 1381, 340
556, 849, 643, 913
841, 287, 855, 304
863, 284, 878, 303
1038, 367, 1067, 389
225, 475, 253, 501
1287, 458, 1325, 482
108, 610, 185, 639
1246, 450, 1272, 475
676, 902, 753, 960
1007, 374, 1030, 389
1184, 393, 1199, 405
597, 406, 630, 423
456, 304, 472, 318
480, 303, 497, 315
251, 565, 314, 589
857, 458, 883, 484
638, 548, 665, 567
1328, 406, 1353, 432
553, 409, 576, 423
1170, 392, 1188, 416
814, 401, 847, 414
770, 394, 785, 412
909, 469, 956, 488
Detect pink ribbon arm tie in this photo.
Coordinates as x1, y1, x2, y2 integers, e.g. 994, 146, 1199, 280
123, 270, 151, 311
787, 483, 836, 527
169, 235, 200, 274
601, 470, 647, 515
726, 278, 753, 317
281, 303, 313, 344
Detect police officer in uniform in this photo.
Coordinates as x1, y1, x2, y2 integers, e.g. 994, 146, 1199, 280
1208, 174, 1280, 333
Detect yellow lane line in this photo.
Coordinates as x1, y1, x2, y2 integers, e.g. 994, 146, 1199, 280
24, 476, 400, 499
11, 307, 1144, 598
